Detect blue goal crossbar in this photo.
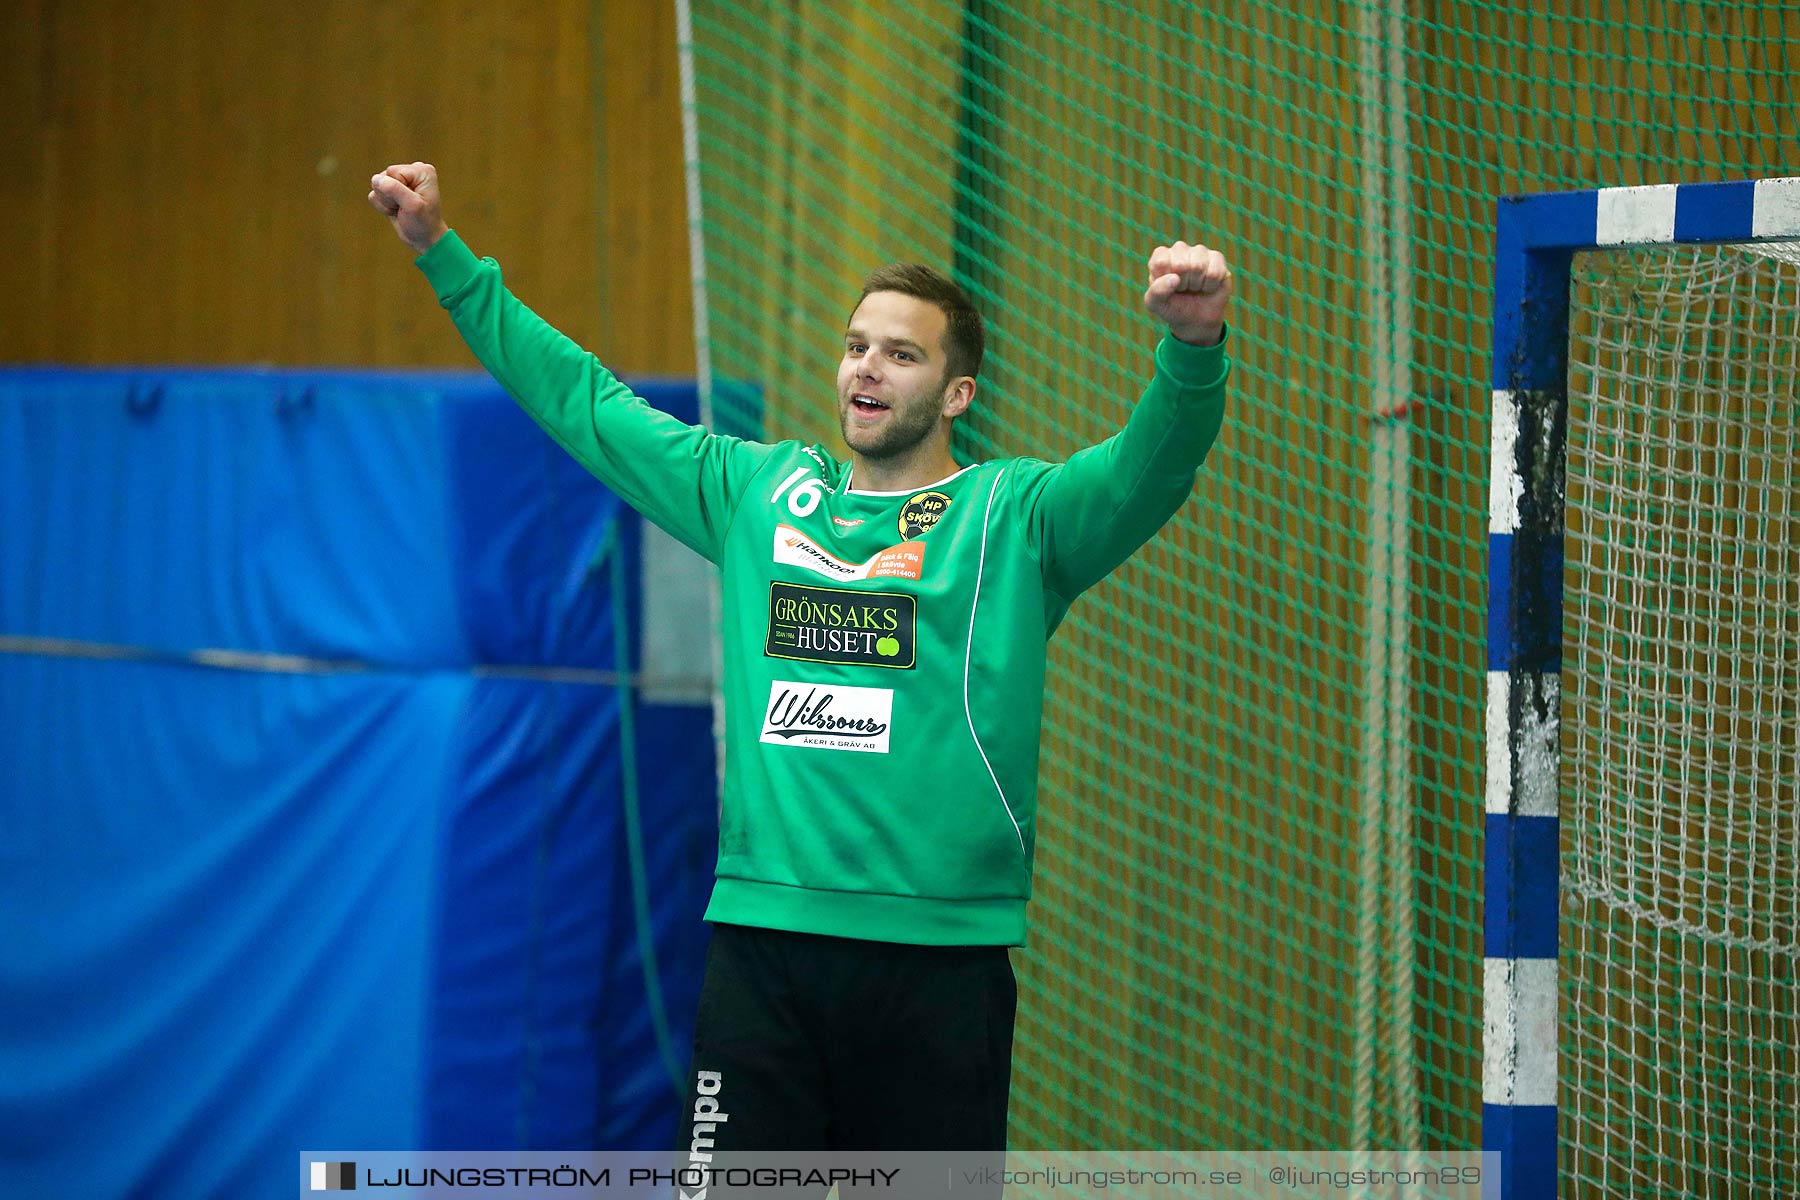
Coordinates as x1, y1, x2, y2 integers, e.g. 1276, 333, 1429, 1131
1485, 176, 1800, 1200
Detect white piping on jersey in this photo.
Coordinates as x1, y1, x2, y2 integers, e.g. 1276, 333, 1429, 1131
964, 467, 1027, 859
842, 463, 976, 496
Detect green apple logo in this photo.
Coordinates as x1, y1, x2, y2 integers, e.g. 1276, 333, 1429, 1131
876, 636, 900, 658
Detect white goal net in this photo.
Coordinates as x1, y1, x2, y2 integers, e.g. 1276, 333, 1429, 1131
1562, 239, 1800, 1197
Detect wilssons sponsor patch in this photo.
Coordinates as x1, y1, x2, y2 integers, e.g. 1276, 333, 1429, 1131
760, 680, 893, 753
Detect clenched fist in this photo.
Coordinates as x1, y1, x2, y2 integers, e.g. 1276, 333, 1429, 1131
1143, 241, 1233, 347
368, 162, 449, 255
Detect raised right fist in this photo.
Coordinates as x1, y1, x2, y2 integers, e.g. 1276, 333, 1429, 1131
368, 162, 449, 254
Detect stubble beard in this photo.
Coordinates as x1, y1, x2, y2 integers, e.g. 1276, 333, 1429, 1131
839, 386, 947, 461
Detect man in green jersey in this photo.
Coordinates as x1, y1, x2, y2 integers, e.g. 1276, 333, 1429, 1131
371, 161, 1233, 1154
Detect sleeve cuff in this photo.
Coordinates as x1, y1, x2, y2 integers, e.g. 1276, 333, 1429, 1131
414, 229, 483, 304
1154, 326, 1230, 390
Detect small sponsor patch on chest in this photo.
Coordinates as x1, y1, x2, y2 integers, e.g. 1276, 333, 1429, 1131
773, 524, 925, 581
899, 490, 952, 538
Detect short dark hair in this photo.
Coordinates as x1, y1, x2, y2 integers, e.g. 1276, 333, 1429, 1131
854, 263, 986, 383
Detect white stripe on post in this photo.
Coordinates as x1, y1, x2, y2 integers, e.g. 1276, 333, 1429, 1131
1515, 672, 1560, 818
1490, 389, 1521, 534
1485, 672, 1559, 817
1752, 176, 1800, 239
1596, 184, 1677, 245
1485, 670, 1511, 815
1483, 956, 1558, 1106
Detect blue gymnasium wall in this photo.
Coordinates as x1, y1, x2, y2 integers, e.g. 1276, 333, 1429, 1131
0, 370, 718, 1197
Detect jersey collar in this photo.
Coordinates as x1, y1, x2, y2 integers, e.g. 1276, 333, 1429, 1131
842, 463, 975, 496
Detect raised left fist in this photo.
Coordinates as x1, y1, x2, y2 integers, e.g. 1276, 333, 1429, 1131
1143, 241, 1232, 347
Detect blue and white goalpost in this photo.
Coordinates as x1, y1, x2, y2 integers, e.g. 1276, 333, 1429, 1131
1485, 176, 1800, 1200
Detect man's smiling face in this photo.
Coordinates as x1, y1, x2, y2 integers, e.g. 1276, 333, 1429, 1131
837, 291, 960, 461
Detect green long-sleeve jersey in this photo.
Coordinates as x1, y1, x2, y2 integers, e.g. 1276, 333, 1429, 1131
417, 230, 1229, 946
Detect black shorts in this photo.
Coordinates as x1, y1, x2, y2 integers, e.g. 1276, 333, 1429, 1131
675, 922, 1017, 1153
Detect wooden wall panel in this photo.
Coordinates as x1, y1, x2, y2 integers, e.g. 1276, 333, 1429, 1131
0, 2, 54, 362
597, 0, 695, 375
0, 0, 693, 374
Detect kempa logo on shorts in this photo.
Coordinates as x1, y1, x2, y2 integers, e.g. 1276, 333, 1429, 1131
773, 525, 925, 581
761, 681, 893, 753
683, 1070, 727, 1200
765, 582, 916, 669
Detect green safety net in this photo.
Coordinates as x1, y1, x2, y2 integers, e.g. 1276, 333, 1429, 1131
681, 0, 1797, 1179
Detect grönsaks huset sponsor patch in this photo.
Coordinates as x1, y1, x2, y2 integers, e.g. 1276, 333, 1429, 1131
764, 581, 915, 669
